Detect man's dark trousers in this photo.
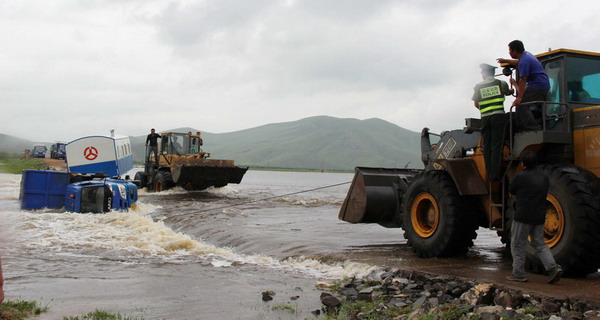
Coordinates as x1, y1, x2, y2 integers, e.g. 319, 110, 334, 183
516, 88, 548, 131
482, 113, 507, 181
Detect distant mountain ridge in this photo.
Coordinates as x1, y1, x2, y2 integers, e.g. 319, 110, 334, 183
0, 116, 422, 170
199, 116, 421, 170
0, 134, 46, 155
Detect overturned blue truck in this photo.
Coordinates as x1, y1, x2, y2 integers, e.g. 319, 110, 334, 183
20, 170, 137, 213
20, 134, 138, 213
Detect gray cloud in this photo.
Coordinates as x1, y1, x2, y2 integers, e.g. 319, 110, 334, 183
1, 0, 599, 142
154, 0, 275, 47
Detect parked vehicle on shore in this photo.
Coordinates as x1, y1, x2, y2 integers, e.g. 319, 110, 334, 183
31, 145, 47, 158
50, 142, 67, 160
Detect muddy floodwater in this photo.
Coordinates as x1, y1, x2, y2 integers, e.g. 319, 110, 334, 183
1, 170, 597, 319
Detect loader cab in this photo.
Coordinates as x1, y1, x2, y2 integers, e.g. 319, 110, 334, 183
540, 50, 600, 106
535, 49, 600, 174
506, 49, 600, 163
160, 132, 198, 156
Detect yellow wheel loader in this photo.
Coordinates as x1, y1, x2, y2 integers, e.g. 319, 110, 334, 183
339, 49, 600, 276
135, 132, 247, 192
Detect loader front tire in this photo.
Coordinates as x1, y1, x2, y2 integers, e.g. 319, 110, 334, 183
402, 170, 478, 258
155, 171, 175, 192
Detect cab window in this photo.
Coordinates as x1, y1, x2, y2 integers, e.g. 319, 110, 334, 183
567, 56, 600, 103
80, 186, 110, 213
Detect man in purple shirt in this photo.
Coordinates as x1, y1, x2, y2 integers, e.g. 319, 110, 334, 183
498, 40, 550, 131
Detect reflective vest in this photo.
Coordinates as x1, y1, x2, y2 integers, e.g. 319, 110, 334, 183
475, 79, 505, 117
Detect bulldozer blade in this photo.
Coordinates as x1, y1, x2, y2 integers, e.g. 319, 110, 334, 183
339, 166, 420, 228
171, 165, 248, 190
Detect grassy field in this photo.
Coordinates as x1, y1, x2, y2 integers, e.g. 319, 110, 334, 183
63, 309, 143, 320
0, 300, 48, 320
0, 300, 142, 320
0, 154, 47, 174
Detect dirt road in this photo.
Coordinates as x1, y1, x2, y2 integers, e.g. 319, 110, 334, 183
42, 158, 67, 171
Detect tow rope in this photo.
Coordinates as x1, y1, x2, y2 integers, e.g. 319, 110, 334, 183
191, 181, 351, 214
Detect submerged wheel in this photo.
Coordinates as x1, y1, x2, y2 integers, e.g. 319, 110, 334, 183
525, 165, 600, 276
402, 170, 478, 258
134, 172, 147, 189
154, 171, 175, 192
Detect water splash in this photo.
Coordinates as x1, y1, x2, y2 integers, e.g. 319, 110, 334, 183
7, 202, 374, 279
1, 172, 377, 281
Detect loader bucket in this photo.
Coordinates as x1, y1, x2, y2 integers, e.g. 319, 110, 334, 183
339, 166, 420, 228
171, 165, 248, 190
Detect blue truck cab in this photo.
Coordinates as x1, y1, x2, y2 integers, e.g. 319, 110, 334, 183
50, 143, 67, 159
20, 170, 137, 213
64, 178, 138, 213
31, 145, 47, 158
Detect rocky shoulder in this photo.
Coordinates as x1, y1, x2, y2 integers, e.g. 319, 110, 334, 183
263, 268, 600, 319
314, 268, 600, 319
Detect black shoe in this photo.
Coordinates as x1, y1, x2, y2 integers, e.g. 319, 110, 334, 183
506, 275, 528, 282
548, 267, 563, 284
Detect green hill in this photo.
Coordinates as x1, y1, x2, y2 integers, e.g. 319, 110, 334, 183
0, 134, 37, 155
201, 116, 421, 170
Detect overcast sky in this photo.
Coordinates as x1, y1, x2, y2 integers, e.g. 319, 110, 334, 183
2, 0, 599, 142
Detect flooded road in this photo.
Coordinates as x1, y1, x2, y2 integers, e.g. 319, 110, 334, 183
1, 170, 599, 319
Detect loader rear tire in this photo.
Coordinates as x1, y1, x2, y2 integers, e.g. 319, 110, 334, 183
524, 165, 600, 276
155, 171, 175, 192
402, 170, 478, 257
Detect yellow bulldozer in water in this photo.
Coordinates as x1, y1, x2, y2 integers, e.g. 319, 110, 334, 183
339, 48, 600, 276
135, 132, 247, 192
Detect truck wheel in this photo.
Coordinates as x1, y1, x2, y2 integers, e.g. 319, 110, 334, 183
134, 172, 147, 189
524, 165, 600, 276
402, 170, 478, 257
154, 171, 175, 192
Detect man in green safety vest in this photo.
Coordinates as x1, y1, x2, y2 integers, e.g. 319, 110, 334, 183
472, 63, 514, 182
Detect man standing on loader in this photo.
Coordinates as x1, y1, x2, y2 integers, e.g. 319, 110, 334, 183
145, 128, 161, 164
472, 63, 513, 182
497, 40, 550, 131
